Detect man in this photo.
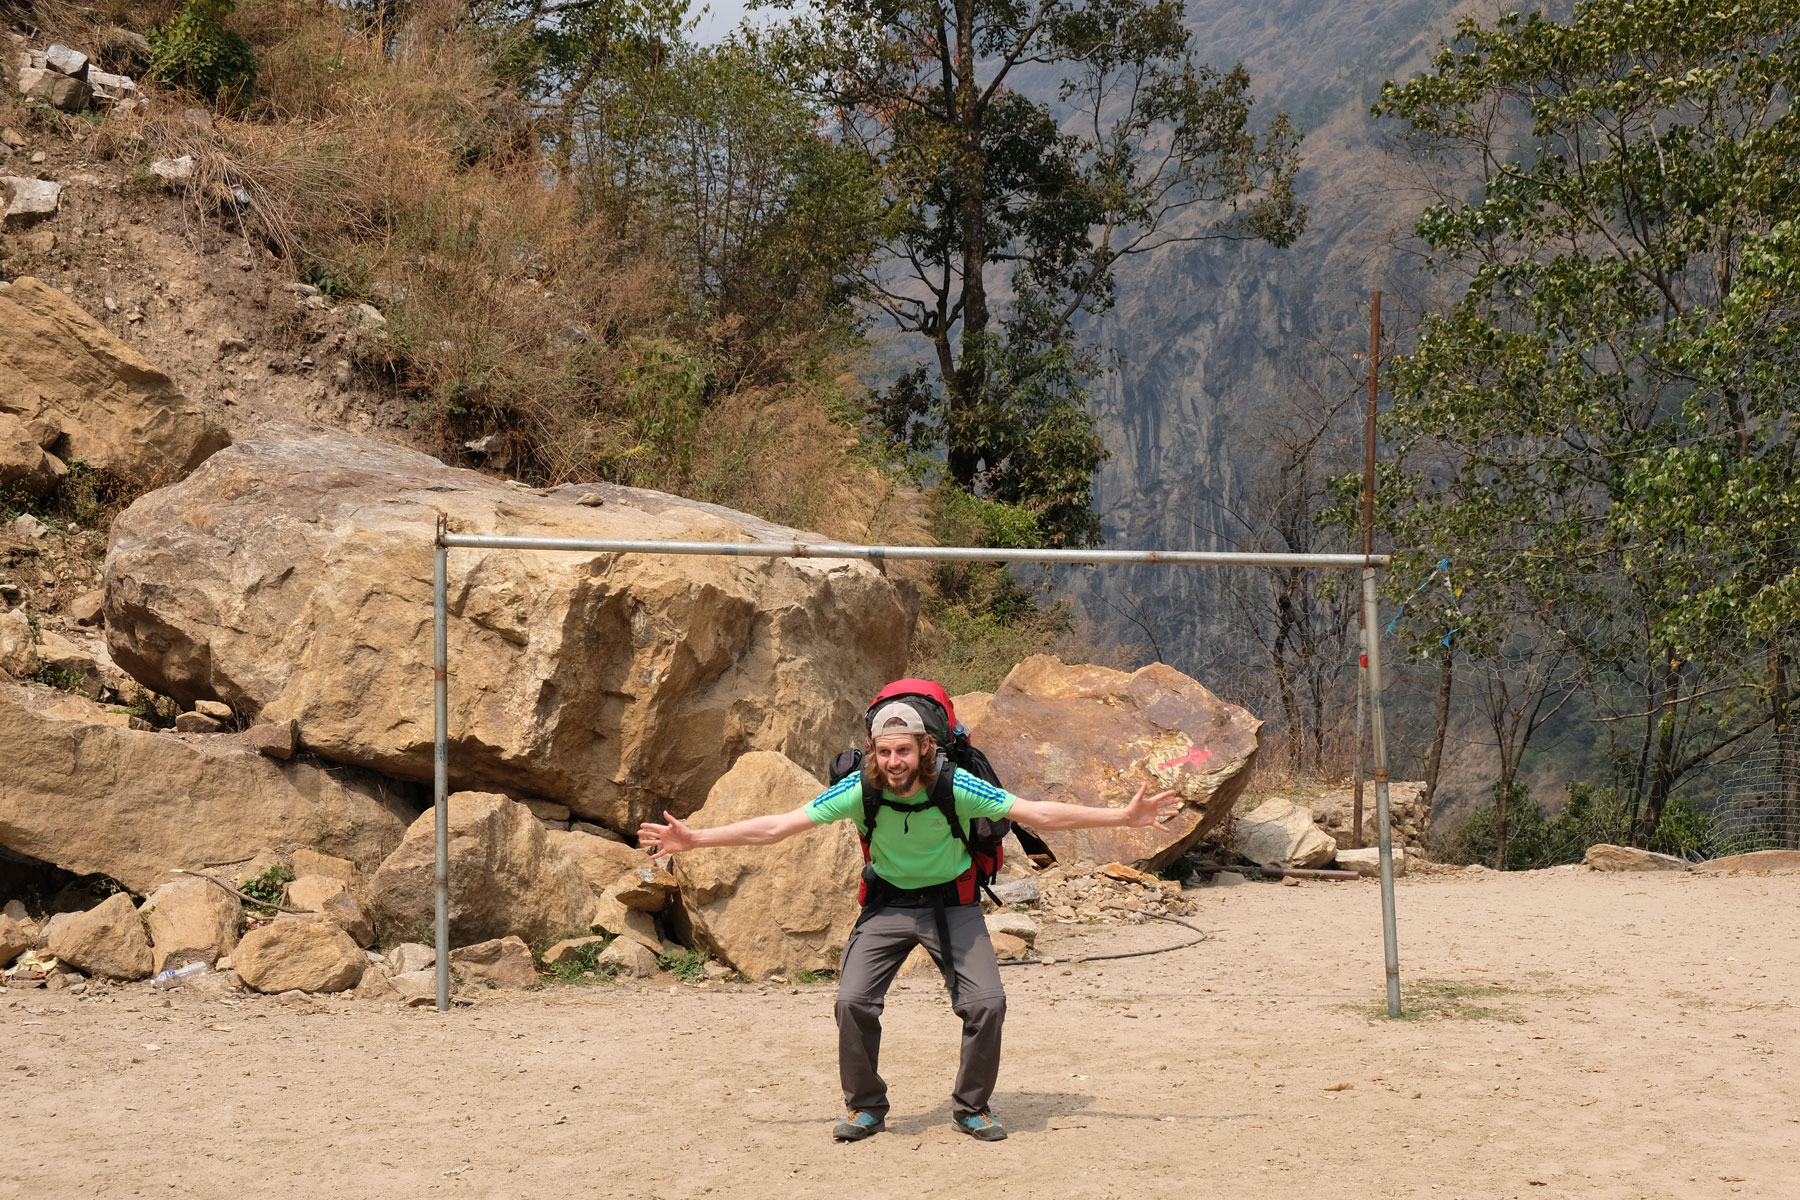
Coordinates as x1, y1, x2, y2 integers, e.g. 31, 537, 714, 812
638, 701, 1180, 1143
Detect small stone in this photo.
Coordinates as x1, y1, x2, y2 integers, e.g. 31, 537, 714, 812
1, 177, 60, 230
384, 942, 435, 975
448, 935, 536, 989
1335, 847, 1408, 878
0, 129, 24, 149
596, 937, 657, 978
542, 935, 608, 967
1208, 871, 1247, 887
570, 821, 624, 842
46, 893, 152, 981
391, 969, 436, 1003
1, 914, 35, 966
68, 591, 104, 630
174, 710, 223, 734
990, 932, 1029, 961
1281, 874, 1301, 887
0, 607, 37, 677
86, 70, 135, 105
17, 67, 91, 113
612, 863, 677, 913
986, 877, 1040, 906
28, 151, 44, 165
44, 45, 88, 76
984, 911, 1039, 947
521, 798, 571, 823
193, 699, 233, 721
701, 960, 733, 980
291, 849, 358, 886
240, 719, 299, 759
149, 156, 194, 186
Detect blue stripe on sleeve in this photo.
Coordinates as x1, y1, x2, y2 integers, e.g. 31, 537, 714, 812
806, 773, 863, 826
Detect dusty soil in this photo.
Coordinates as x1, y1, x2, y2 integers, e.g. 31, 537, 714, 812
5, 869, 1795, 1200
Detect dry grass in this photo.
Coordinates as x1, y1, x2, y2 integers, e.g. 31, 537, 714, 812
66, 0, 880, 519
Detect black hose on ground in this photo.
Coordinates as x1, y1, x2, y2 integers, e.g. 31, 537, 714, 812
996, 913, 1209, 968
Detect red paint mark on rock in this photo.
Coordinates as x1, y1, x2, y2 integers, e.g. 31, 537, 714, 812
1156, 746, 1213, 771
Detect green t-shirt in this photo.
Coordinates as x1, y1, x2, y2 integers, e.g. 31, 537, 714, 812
806, 770, 1017, 890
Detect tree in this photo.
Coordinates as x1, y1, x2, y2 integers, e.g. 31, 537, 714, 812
774, 0, 1305, 546
1376, 0, 1800, 847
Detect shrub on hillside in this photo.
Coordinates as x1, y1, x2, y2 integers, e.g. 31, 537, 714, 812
148, 0, 259, 103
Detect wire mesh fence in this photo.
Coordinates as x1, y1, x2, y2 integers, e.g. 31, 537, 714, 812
1706, 739, 1800, 858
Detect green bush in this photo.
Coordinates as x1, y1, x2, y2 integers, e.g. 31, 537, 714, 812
149, 0, 260, 104
239, 864, 293, 914
1440, 781, 1713, 869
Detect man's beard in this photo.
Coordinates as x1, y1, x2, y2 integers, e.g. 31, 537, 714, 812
881, 761, 921, 794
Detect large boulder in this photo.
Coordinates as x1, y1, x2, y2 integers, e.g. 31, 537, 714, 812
366, 791, 597, 947
1694, 850, 1800, 875
0, 277, 229, 484
46, 892, 152, 980
101, 426, 915, 832
672, 751, 862, 979
0, 679, 414, 894
960, 656, 1261, 870
140, 877, 242, 972
1584, 844, 1688, 872
234, 921, 365, 993
1235, 798, 1338, 869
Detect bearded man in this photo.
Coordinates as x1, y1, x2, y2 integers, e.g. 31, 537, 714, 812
638, 700, 1179, 1143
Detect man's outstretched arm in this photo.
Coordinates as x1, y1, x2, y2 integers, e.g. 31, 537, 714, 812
637, 806, 816, 859
1007, 783, 1182, 831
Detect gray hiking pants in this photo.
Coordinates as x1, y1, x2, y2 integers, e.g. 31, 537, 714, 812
834, 903, 1006, 1120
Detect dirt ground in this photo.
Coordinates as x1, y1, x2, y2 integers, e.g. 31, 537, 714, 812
4, 869, 1795, 1200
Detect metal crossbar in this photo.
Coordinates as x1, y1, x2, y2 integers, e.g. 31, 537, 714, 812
429, 523, 1405, 1016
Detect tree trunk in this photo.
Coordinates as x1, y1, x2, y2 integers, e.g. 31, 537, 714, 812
1634, 658, 1682, 846
947, 0, 987, 490
1771, 641, 1799, 851
1423, 650, 1454, 806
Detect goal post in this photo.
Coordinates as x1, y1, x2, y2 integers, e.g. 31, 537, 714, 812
428, 518, 1404, 1015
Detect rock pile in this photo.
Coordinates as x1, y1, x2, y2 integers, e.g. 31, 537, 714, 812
1025, 861, 1196, 925
8, 37, 144, 116
1305, 780, 1434, 852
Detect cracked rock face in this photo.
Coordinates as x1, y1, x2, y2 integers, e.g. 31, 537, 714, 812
961, 655, 1261, 870
103, 426, 916, 830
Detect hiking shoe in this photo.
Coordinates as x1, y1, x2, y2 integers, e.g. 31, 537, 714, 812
954, 1111, 1008, 1141
832, 1111, 885, 1141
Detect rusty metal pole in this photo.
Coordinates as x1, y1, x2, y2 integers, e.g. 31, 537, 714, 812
1353, 292, 1381, 848
433, 515, 451, 1013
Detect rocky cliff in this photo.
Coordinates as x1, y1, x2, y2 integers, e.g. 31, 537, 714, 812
1064, 0, 1464, 678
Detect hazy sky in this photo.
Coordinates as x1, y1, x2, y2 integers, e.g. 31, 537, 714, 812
687, 0, 760, 43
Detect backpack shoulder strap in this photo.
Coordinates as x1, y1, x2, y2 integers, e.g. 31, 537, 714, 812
860, 778, 882, 842
930, 766, 970, 851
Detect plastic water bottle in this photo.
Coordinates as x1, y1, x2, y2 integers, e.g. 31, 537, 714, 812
150, 961, 208, 991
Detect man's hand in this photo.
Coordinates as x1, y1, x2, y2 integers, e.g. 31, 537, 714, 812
637, 811, 694, 860
1121, 782, 1182, 828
